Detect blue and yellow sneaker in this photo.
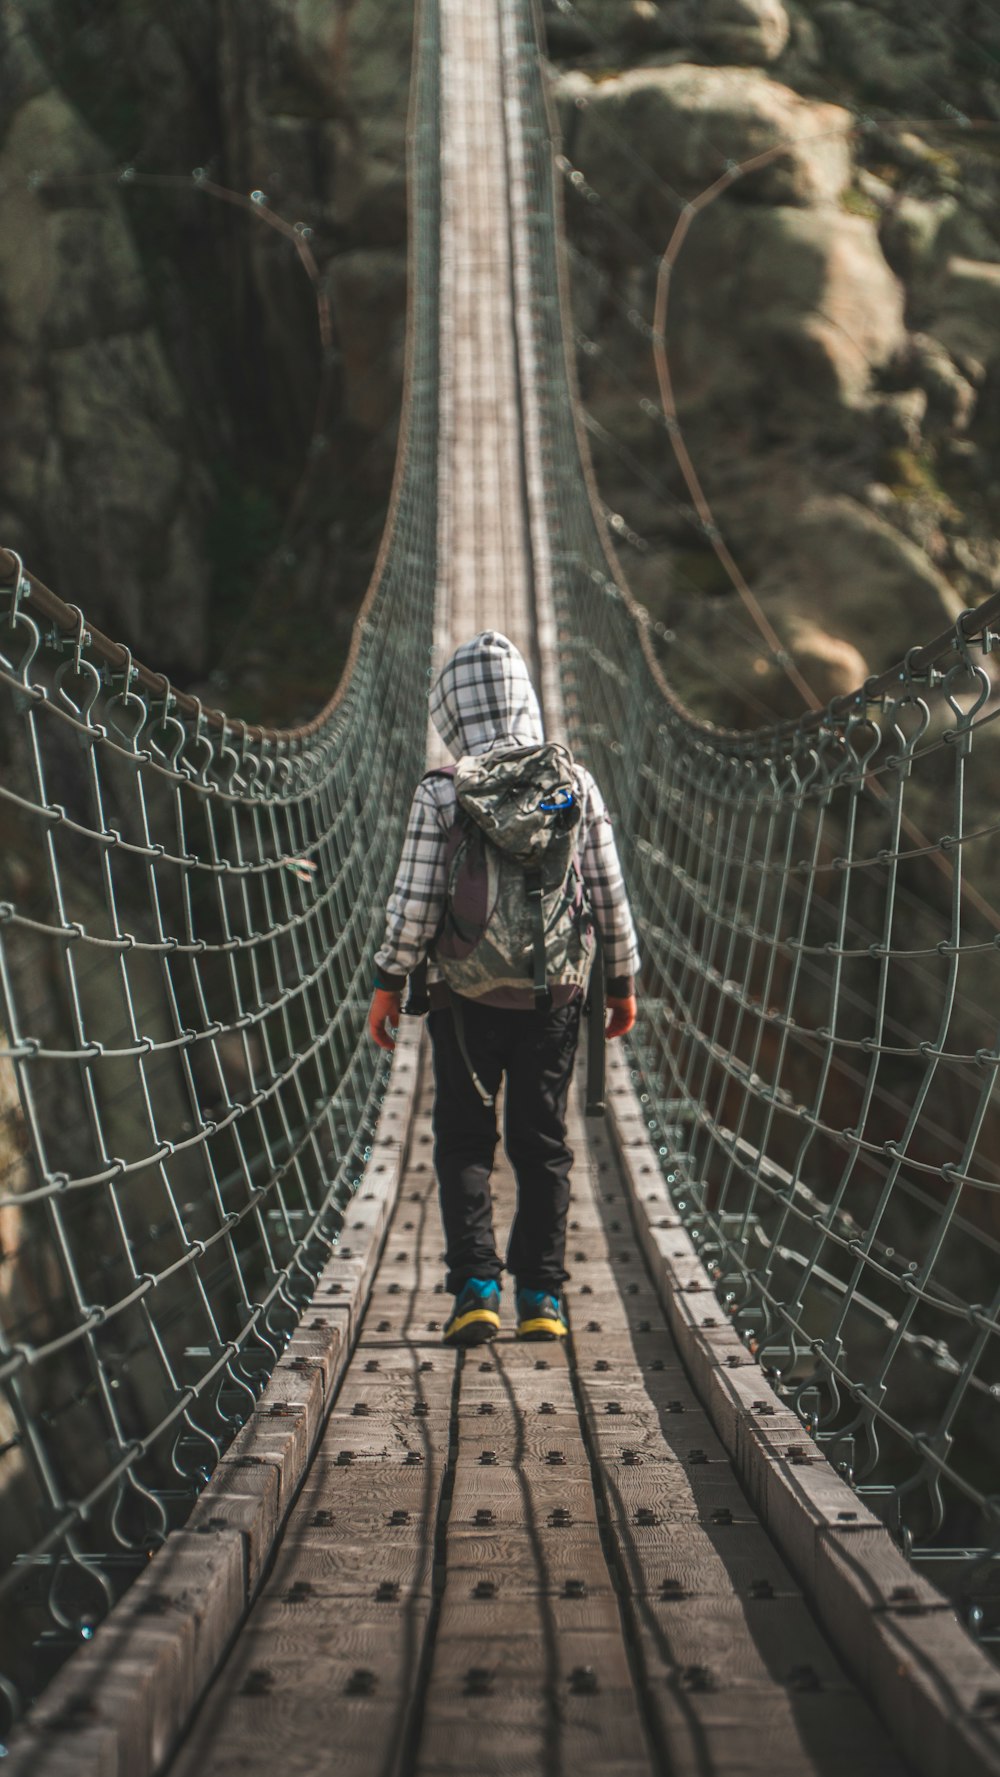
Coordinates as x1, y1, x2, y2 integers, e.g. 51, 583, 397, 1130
442, 1278, 501, 1346
515, 1288, 567, 1341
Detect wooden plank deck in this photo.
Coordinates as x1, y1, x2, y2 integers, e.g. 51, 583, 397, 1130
169, 1063, 908, 1777
435, 0, 536, 676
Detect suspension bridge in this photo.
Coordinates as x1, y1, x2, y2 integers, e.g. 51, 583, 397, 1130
3, 0, 1000, 1771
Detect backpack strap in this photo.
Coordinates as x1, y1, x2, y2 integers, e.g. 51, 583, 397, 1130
585, 933, 606, 1119
447, 988, 495, 1108
525, 870, 553, 1013
404, 769, 455, 1016
404, 957, 430, 1016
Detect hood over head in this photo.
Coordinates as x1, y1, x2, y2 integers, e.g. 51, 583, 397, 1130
429, 632, 545, 759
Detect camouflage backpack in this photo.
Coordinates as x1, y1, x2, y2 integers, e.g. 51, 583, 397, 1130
429, 742, 596, 1007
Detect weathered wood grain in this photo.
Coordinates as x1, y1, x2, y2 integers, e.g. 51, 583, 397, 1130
170, 1066, 449, 1777
561, 1090, 909, 1776
8, 1528, 246, 1777
601, 1045, 1000, 1776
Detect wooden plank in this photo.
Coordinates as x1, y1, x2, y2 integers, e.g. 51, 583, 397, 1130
632, 1683, 901, 1777
594, 1517, 812, 1603
562, 1090, 910, 1776
172, 1065, 450, 1777
165, 1667, 427, 1777
416, 1093, 652, 1772
633, 1589, 864, 1692
814, 1527, 1000, 1777
16, 1527, 245, 1777
5, 1724, 123, 1777
187, 1460, 282, 1593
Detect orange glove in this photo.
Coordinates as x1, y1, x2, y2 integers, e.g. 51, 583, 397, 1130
368, 988, 401, 1052
605, 995, 636, 1040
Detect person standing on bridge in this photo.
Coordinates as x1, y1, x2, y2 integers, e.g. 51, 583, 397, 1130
368, 631, 639, 1346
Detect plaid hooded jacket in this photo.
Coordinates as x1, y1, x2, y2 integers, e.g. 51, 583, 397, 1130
374, 632, 640, 1007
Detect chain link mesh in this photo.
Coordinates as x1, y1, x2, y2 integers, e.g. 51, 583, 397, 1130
0, 1, 440, 1719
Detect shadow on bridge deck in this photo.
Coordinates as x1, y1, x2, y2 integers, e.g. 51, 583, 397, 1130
161, 1035, 905, 1777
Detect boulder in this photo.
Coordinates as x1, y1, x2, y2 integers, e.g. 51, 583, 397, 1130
645, 569, 871, 728
543, 0, 668, 51
929, 258, 1000, 369
751, 612, 869, 718
881, 194, 1000, 289
871, 388, 927, 452
219, 0, 411, 242
666, 203, 906, 415
746, 208, 905, 406
558, 64, 853, 233
621, 2, 681, 52
754, 495, 966, 673
549, 0, 792, 65
39, 207, 148, 349
543, 5, 602, 56
327, 250, 407, 437
879, 195, 957, 283
696, 0, 792, 66
10, 0, 215, 152
776, 3, 824, 79
0, 4, 49, 126
0, 80, 212, 672
1, 85, 108, 187
0, 0, 415, 710
812, 1, 953, 107
47, 332, 209, 660
907, 334, 978, 432
656, 487, 967, 725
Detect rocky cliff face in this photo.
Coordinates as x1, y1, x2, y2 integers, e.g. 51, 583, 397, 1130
0, 0, 411, 720
4, 0, 997, 731
550, 0, 1000, 725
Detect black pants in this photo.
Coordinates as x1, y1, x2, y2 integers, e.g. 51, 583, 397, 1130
428, 998, 582, 1296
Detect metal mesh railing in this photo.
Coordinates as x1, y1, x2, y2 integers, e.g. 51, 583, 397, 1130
0, 0, 440, 1721
507, 0, 1000, 1639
